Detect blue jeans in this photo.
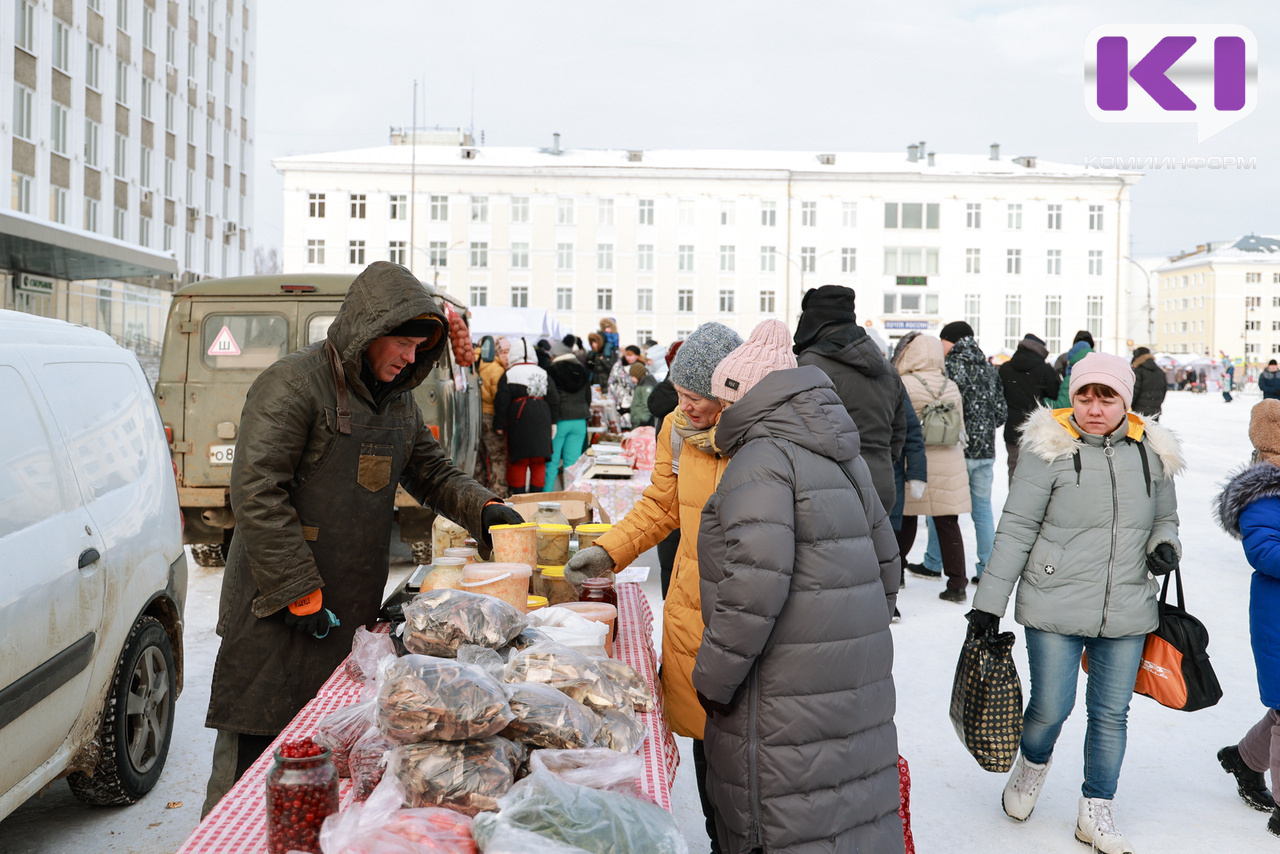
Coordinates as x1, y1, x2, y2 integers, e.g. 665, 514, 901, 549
544, 419, 588, 491
924, 457, 995, 576
1020, 627, 1146, 799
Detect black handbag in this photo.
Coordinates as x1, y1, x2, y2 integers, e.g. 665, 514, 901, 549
1133, 567, 1223, 711
950, 621, 1023, 772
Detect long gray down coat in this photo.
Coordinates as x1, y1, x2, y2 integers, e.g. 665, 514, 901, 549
692, 365, 904, 854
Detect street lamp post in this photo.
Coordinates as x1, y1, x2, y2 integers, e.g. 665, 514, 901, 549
1123, 256, 1154, 348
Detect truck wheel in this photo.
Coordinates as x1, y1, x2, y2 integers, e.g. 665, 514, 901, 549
68, 618, 177, 805
191, 544, 225, 567
410, 541, 432, 566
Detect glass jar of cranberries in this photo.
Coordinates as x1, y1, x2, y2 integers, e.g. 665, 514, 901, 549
265, 738, 339, 854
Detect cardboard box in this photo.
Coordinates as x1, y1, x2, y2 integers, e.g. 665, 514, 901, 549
508, 490, 611, 526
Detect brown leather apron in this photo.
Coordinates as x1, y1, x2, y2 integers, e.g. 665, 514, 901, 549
207, 342, 411, 734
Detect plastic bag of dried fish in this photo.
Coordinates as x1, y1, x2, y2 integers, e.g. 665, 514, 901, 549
313, 699, 375, 777
350, 725, 396, 802
593, 706, 647, 754
499, 682, 601, 750
386, 737, 525, 816
376, 655, 514, 744
401, 589, 528, 657
503, 642, 626, 712
587, 657, 655, 713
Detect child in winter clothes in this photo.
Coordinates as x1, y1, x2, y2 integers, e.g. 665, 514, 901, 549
629, 362, 656, 427
599, 317, 620, 358
609, 345, 643, 418
493, 338, 560, 494
1214, 398, 1280, 835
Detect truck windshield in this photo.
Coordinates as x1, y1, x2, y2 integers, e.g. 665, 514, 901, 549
201, 314, 289, 369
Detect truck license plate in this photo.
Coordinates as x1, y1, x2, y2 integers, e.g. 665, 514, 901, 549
209, 444, 236, 465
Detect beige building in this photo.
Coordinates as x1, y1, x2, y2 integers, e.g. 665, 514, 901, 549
1155, 235, 1280, 369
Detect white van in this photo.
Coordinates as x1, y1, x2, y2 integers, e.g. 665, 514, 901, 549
0, 310, 186, 820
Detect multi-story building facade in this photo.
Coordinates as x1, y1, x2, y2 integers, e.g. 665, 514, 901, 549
276, 136, 1140, 356
2, 0, 255, 375
1155, 235, 1280, 369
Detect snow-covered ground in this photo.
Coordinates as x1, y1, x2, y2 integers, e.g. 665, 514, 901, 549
1, 389, 1272, 853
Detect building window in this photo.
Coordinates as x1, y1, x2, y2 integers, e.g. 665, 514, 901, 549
1274, 297, 1280, 309
596, 288, 613, 311
113, 206, 127, 239
86, 41, 101, 89
842, 201, 857, 228
1088, 250, 1103, 276
719, 290, 736, 313
116, 58, 129, 105
1247, 343, 1260, 355
114, 133, 128, 177
801, 201, 817, 227
13, 84, 34, 140
511, 285, 529, 308
141, 77, 153, 120
556, 287, 573, 311
900, 293, 921, 314
429, 241, 447, 268
966, 203, 982, 228
678, 245, 694, 272
11, 173, 31, 213
720, 245, 735, 273
389, 194, 407, 220
84, 197, 98, 231
470, 195, 488, 222
165, 24, 175, 64
1045, 295, 1062, 353
469, 241, 488, 268
635, 330, 653, 346
1089, 204, 1104, 230
638, 198, 654, 225
556, 243, 574, 270
140, 146, 153, 188
84, 119, 101, 166
1007, 203, 1022, 229
760, 246, 776, 273
430, 195, 448, 221
348, 194, 365, 219
49, 103, 69, 155
598, 198, 615, 226
1046, 249, 1062, 276
884, 202, 898, 228
718, 200, 735, 226
165, 92, 175, 132
761, 200, 776, 227
139, 215, 150, 247
679, 200, 695, 227
1246, 320, 1262, 331
511, 196, 529, 223
636, 288, 653, 312
597, 244, 614, 272
469, 285, 487, 307
388, 241, 406, 265
760, 290, 776, 313
1006, 249, 1022, 274
1246, 295, 1263, 308
163, 224, 172, 251
883, 294, 897, 314
801, 246, 816, 272
1087, 295, 1104, 338
510, 242, 529, 269
964, 293, 981, 338
52, 19, 70, 70
965, 248, 980, 274
348, 240, 365, 265
557, 197, 574, 225
1273, 273, 1280, 284
309, 193, 326, 217
15, 1, 35, 52
1046, 204, 1062, 230
884, 248, 940, 276
142, 4, 153, 47
1004, 294, 1022, 349
677, 289, 694, 312
50, 186, 67, 224
841, 248, 857, 274
1246, 272, 1262, 283
636, 244, 654, 272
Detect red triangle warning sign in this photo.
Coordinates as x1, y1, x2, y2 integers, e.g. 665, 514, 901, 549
207, 325, 241, 356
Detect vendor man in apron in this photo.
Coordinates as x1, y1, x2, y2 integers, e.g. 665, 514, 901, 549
202, 262, 522, 815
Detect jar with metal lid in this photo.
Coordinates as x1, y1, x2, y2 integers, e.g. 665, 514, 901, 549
442, 546, 480, 565
540, 565, 577, 605
265, 739, 338, 854
532, 501, 570, 527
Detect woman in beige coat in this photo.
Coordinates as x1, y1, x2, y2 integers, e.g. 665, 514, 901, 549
893, 332, 972, 602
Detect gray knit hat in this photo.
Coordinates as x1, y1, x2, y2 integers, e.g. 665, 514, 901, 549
668, 322, 743, 400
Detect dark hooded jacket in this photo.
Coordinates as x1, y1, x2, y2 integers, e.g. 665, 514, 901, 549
208, 262, 497, 734
1130, 353, 1168, 417
548, 351, 592, 422
998, 342, 1061, 445
648, 378, 678, 425
494, 339, 560, 462
693, 365, 903, 854
945, 336, 1007, 459
795, 322, 907, 515
1260, 368, 1280, 400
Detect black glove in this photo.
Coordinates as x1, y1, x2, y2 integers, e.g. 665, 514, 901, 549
283, 609, 335, 638
1146, 542, 1179, 576
480, 502, 526, 545
966, 609, 1000, 636
696, 690, 734, 719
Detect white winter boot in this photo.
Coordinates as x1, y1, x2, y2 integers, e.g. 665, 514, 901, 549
1002, 754, 1052, 821
1075, 797, 1135, 853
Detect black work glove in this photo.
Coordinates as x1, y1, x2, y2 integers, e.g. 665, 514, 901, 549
1146, 542, 1179, 576
966, 609, 1000, 636
480, 502, 526, 546
283, 609, 336, 638
697, 689, 734, 719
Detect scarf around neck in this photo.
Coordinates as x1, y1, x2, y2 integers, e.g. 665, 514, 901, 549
671, 408, 721, 457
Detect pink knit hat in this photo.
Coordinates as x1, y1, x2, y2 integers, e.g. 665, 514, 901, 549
1069, 351, 1135, 406
711, 320, 797, 404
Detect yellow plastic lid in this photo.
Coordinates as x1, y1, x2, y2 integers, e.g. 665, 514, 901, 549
527, 596, 548, 611
488, 522, 537, 531
537, 523, 573, 531
540, 565, 566, 578
576, 523, 613, 533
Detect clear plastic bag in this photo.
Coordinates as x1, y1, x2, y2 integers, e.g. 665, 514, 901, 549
588, 658, 654, 714
527, 748, 644, 799
346, 627, 397, 685
593, 706, 646, 754
313, 699, 374, 777
500, 682, 600, 750
504, 642, 625, 712
402, 589, 528, 657
387, 737, 525, 817
376, 655, 514, 744
350, 725, 396, 802
456, 645, 506, 681
502, 626, 552, 654
528, 609, 608, 657
468, 820, 589, 854
319, 775, 477, 854
470, 770, 685, 853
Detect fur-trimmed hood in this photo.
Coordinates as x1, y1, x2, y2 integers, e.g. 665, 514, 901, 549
1018, 406, 1185, 480
1215, 461, 1280, 538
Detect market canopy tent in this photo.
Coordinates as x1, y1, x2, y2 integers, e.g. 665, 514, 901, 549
467, 307, 568, 342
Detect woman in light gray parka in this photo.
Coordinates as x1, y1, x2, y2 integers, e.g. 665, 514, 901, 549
971, 351, 1184, 854
692, 321, 904, 854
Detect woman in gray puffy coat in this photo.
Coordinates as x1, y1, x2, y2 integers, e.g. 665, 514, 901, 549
692, 321, 904, 854
971, 351, 1184, 854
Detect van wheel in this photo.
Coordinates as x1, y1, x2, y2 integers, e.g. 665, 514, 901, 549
191, 544, 225, 567
410, 541, 432, 565
68, 618, 177, 805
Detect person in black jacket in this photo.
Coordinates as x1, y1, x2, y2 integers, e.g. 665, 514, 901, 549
1130, 347, 1168, 419
998, 333, 1061, 484
494, 338, 560, 494
1260, 360, 1280, 400
544, 340, 592, 491
585, 332, 614, 388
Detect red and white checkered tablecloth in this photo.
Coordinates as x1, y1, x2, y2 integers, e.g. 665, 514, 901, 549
176, 583, 678, 853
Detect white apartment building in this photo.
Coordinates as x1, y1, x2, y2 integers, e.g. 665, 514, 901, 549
276, 136, 1140, 357
1155, 235, 1280, 370
2, 0, 255, 372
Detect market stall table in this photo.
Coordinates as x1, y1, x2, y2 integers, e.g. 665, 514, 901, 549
176, 583, 678, 853
564, 455, 652, 528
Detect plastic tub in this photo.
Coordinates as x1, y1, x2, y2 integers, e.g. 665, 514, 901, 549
540, 565, 577, 606
551, 601, 618, 655
532, 565, 555, 599
536, 524, 573, 566
460, 563, 533, 612
421, 557, 468, 591
527, 595, 548, 612
575, 523, 613, 552
489, 522, 538, 567
442, 547, 480, 565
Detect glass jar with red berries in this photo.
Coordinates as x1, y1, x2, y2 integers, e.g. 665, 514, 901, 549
265, 738, 339, 854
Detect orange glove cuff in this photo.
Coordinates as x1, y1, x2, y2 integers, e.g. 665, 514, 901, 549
288, 589, 323, 616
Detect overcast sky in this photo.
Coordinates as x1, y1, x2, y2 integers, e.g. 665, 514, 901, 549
252, 0, 1278, 262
